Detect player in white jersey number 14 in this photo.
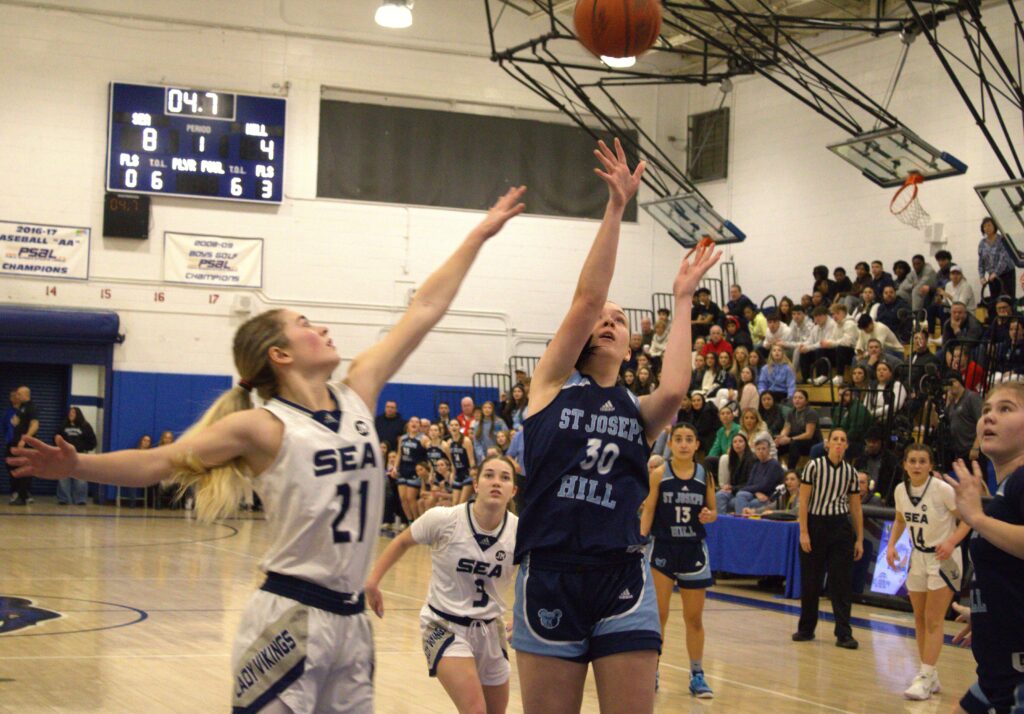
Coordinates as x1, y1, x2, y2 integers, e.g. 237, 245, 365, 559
365, 455, 519, 714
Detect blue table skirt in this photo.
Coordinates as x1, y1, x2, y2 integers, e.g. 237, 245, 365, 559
705, 515, 802, 599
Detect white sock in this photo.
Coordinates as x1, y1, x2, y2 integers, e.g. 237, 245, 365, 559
920, 663, 936, 677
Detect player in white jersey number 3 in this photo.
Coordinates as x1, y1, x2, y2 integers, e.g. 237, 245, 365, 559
365, 454, 518, 714
8, 188, 527, 714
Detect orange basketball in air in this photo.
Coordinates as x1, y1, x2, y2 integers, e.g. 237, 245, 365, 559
574, 0, 663, 59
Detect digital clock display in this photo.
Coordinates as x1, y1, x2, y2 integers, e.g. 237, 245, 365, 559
106, 82, 285, 203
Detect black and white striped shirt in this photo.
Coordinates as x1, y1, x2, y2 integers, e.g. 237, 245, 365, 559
800, 455, 858, 516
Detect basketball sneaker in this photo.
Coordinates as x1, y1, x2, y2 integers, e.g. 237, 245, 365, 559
689, 671, 713, 699
904, 671, 941, 700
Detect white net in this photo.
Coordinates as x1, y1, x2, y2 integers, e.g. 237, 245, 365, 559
890, 175, 931, 229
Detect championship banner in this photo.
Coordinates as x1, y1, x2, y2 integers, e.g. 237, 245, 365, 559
0, 221, 90, 280
164, 231, 263, 288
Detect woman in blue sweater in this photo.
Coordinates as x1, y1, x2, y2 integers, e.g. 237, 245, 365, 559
758, 344, 796, 404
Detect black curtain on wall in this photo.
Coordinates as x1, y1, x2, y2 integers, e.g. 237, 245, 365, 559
317, 100, 638, 221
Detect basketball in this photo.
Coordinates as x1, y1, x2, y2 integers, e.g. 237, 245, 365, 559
574, 0, 663, 59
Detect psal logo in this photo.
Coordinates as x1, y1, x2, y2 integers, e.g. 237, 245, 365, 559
0, 596, 61, 634
538, 608, 562, 630
354, 420, 370, 436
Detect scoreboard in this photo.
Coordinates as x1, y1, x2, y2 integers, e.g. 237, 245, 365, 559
106, 82, 285, 204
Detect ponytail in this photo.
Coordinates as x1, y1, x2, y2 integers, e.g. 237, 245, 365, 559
167, 309, 287, 523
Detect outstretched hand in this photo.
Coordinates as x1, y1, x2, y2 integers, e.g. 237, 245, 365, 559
475, 186, 527, 240
365, 581, 385, 618
593, 138, 645, 209
6, 435, 79, 479
943, 459, 987, 528
674, 239, 723, 300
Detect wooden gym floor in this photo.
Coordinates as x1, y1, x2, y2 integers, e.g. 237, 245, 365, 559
0, 504, 976, 713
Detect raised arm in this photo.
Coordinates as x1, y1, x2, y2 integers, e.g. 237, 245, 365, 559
639, 242, 721, 441
8, 409, 277, 488
344, 187, 526, 409
528, 139, 644, 415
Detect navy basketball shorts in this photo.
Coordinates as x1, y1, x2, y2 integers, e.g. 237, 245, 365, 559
511, 552, 662, 662
961, 676, 1024, 714
397, 476, 421, 488
649, 539, 714, 590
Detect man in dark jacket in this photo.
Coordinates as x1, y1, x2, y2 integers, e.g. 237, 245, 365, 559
374, 400, 405, 452
852, 427, 899, 504
9, 386, 39, 505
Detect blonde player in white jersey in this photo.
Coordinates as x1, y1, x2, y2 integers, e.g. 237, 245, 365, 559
365, 454, 518, 714
7, 188, 526, 714
886, 443, 971, 701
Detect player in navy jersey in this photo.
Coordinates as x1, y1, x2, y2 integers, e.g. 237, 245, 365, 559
943, 382, 1024, 714
425, 423, 450, 470
640, 423, 717, 698
511, 138, 720, 714
447, 418, 476, 506
8, 187, 527, 714
398, 418, 429, 520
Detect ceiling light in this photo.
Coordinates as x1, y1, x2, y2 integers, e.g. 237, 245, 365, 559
375, 0, 413, 29
601, 55, 636, 69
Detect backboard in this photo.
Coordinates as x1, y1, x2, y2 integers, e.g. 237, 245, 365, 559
641, 193, 746, 248
827, 126, 967, 188
976, 178, 1024, 267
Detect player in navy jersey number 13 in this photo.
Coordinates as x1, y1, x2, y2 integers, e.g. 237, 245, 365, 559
640, 423, 717, 698
512, 138, 721, 714
941, 383, 1024, 714
8, 187, 527, 714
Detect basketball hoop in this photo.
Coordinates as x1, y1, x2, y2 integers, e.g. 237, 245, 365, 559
890, 172, 931, 229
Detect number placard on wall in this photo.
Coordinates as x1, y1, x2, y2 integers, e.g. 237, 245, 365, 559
163, 231, 263, 288
0, 220, 90, 281
106, 82, 285, 203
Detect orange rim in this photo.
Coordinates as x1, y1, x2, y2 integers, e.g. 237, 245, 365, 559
890, 172, 924, 214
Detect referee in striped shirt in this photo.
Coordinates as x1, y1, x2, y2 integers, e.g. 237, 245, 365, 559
792, 427, 864, 649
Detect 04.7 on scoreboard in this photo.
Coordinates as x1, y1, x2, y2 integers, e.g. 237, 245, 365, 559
106, 82, 285, 204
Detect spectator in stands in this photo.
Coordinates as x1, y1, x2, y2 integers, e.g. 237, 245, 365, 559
707, 404, 741, 462
747, 349, 762, 375
657, 306, 672, 326
876, 285, 911, 341
870, 259, 895, 296
906, 254, 938, 312
502, 383, 528, 430
419, 417, 432, 432
640, 316, 654, 349
692, 287, 723, 339
760, 309, 791, 361
737, 367, 760, 413
985, 296, 1016, 346
944, 373, 983, 465
759, 391, 786, 436
939, 264, 977, 312
708, 353, 738, 409
856, 338, 891, 380
856, 471, 881, 507
945, 343, 986, 392
732, 433, 784, 514
853, 428, 899, 503
374, 400, 405, 452
906, 329, 940, 376
866, 362, 907, 421
691, 338, 706, 368
472, 401, 507, 461
810, 291, 827, 311
942, 301, 984, 347
675, 393, 696, 428
8, 386, 39, 506
725, 316, 754, 351
759, 344, 796, 404
55, 406, 97, 506
828, 389, 872, 458
733, 345, 753, 379
689, 392, 720, 455
777, 296, 795, 325
646, 318, 669, 372
636, 366, 657, 396
798, 307, 835, 381
702, 324, 734, 358
893, 260, 913, 304
812, 265, 837, 305
726, 284, 756, 327
743, 304, 768, 346
457, 396, 476, 437
991, 318, 1024, 383
719, 349, 739, 381
622, 368, 639, 394
775, 389, 821, 469
715, 433, 753, 513
739, 407, 777, 460
856, 314, 904, 363
800, 294, 814, 312
833, 267, 853, 302
849, 364, 872, 397
749, 469, 800, 516
436, 402, 451, 426
492, 429, 512, 458
823, 303, 858, 385
621, 333, 643, 375
782, 304, 813, 375
979, 216, 1017, 305
923, 250, 954, 331
847, 262, 872, 308
851, 285, 879, 323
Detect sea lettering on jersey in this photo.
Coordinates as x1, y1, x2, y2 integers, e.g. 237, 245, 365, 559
455, 558, 503, 578
557, 408, 644, 444
312, 444, 378, 476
